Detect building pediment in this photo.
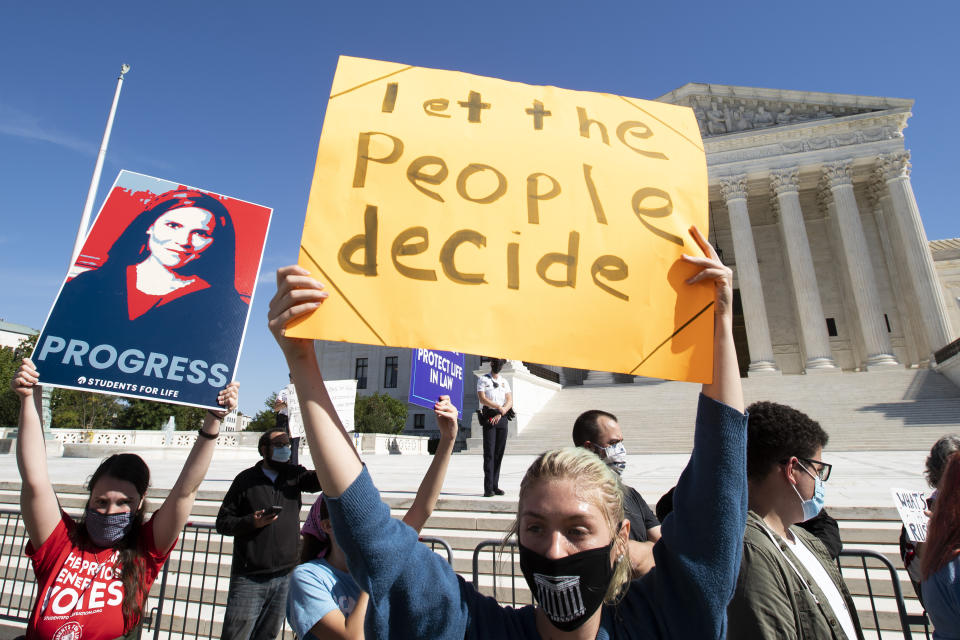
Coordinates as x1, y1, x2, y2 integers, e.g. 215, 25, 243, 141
656, 83, 913, 138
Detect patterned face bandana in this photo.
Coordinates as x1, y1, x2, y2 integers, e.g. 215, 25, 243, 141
589, 442, 627, 475
84, 509, 134, 547
300, 495, 330, 558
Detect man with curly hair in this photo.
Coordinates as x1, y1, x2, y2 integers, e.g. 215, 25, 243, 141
727, 401, 863, 640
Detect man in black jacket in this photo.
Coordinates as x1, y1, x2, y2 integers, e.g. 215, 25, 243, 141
216, 428, 321, 640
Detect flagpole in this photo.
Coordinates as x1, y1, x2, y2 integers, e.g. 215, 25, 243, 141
70, 63, 131, 267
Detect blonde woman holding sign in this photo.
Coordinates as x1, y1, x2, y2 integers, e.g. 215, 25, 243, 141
268, 226, 746, 639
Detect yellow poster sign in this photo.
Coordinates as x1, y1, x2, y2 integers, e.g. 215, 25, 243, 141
289, 56, 714, 382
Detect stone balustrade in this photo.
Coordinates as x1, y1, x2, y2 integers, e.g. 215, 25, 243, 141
0, 428, 431, 456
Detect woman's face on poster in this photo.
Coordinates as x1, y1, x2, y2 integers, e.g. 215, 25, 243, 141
146, 206, 216, 269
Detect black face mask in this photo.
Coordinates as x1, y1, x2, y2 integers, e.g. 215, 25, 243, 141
519, 541, 615, 632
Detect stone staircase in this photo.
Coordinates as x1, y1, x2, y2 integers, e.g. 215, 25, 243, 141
496, 369, 960, 454
0, 481, 935, 639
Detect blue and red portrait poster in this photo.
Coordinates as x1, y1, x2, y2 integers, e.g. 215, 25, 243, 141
33, 170, 272, 410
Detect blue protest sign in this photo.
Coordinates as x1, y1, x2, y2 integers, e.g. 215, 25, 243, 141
408, 349, 465, 419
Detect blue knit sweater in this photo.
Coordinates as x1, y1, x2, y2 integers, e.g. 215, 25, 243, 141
327, 393, 748, 639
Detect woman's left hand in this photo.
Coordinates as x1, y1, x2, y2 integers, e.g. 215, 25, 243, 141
209, 382, 240, 419
681, 225, 733, 318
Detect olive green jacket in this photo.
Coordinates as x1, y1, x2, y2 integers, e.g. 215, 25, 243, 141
727, 511, 864, 640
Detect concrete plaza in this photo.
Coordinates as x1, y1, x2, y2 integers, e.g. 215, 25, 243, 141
0, 446, 933, 508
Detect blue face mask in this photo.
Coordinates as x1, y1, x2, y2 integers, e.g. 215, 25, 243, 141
271, 445, 292, 463
792, 462, 825, 521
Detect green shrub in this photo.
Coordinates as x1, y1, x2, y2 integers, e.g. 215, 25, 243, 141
246, 392, 278, 432
354, 393, 407, 435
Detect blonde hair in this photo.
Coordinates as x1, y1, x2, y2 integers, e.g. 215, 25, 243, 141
506, 447, 631, 604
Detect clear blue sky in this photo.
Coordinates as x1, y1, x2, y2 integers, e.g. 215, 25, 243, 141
1, 1, 957, 416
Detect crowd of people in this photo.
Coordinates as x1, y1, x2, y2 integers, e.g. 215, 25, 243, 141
9, 225, 960, 639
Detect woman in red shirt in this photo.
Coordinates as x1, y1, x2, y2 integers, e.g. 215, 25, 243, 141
12, 358, 238, 640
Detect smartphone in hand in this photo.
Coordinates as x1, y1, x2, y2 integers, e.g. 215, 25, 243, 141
263, 505, 283, 517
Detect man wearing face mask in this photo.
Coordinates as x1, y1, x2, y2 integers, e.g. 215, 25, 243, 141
727, 401, 864, 640
572, 409, 661, 577
216, 428, 322, 640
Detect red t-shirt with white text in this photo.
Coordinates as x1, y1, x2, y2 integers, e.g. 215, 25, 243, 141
26, 511, 173, 640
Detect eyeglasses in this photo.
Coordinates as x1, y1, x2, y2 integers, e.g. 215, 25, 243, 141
798, 457, 832, 482
780, 457, 832, 482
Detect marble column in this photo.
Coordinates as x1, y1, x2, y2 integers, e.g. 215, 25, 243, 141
867, 178, 923, 365
821, 161, 899, 369
877, 151, 955, 354
719, 175, 779, 375
771, 167, 838, 372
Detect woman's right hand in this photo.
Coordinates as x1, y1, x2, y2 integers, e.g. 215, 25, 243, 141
11, 358, 39, 399
13, 356, 59, 551
268, 265, 329, 360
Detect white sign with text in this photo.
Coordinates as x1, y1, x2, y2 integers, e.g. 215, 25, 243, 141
891, 488, 929, 543
285, 379, 358, 439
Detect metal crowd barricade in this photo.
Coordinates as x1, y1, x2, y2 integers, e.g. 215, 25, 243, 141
836, 548, 931, 640
471, 539, 520, 607
0, 509, 35, 629
0, 508, 460, 640
145, 521, 298, 640
6, 515, 915, 639
142, 523, 458, 640
466, 542, 932, 640
419, 536, 454, 566
0, 509, 936, 640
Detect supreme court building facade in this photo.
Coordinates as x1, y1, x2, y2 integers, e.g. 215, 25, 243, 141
315, 83, 959, 431
661, 83, 956, 376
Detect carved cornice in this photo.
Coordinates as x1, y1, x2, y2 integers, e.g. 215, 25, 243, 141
719, 175, 749, 202
770, 167, 800, 195
877, 150, 911, 182
684, 95, 881, 138
704, 112, 908, 166
822, 160, 854, 188
659, 83, 912, 114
